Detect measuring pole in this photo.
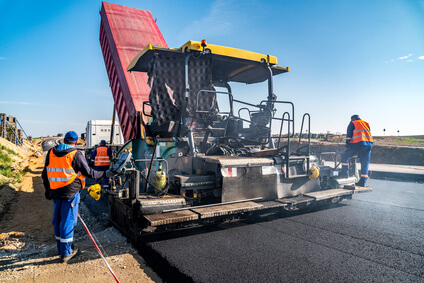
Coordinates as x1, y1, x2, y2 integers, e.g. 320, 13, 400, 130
77, 213, 120, 283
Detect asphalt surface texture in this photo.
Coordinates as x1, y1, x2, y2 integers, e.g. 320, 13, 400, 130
42, 137, 424, 282
135, 179, 424, 283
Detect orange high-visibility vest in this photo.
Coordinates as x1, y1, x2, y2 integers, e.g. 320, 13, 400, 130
46, 150, 86, 189
351, 120, 373, 144
94, 146, 110, 167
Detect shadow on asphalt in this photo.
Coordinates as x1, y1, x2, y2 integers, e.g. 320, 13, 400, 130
140, 202, 348, 243
135, 202, 348, 283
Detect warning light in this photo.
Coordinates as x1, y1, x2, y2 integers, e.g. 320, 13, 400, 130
201, 39, 207, 47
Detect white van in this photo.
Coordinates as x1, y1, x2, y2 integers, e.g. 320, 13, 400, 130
84, 120, 124, 164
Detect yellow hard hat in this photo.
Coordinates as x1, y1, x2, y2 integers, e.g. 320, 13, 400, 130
309, 166, 320, 180
88, 184, 101, 201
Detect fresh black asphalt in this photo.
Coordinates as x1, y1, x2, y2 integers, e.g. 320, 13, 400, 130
139, 179, 424, 282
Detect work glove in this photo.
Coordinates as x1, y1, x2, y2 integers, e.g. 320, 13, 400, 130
45, 188, 51, 200
105, 170, 116, 178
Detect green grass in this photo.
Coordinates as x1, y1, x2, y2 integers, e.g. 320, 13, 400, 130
0, 166, 13, 178
0, 145, 19, 156
0, 151, 12, 163
393, 138, 424, 144
15, 171, 24, 183
0, 146, 25, 187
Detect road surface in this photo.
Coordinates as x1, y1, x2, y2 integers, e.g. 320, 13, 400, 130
137, 179, 424, 282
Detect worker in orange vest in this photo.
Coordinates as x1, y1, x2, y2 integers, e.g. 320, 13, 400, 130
91, 140, 112, 188
340, 115, 373, 187
42, 131, 114, 263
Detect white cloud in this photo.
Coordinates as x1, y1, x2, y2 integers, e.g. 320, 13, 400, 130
0, 101, 33, 105
178, 1, 238, 40
398, 54, 413, 60
177, 0, 261, 42
0, 57, 7, 60
0, 101, 60, 107
418, 56, 424, 60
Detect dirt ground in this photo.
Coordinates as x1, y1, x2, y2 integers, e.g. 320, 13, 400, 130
0, 140, 160, 283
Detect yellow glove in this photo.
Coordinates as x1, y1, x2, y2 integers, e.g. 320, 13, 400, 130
87, 184, 101, 201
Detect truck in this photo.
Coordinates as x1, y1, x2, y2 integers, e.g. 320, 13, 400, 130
84, 120, 124, 164
98, 2, 370, 238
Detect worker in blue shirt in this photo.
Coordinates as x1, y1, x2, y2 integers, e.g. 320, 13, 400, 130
340, 115, 373, 187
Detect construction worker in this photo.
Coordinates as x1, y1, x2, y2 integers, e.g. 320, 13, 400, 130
91, 140, 112, 188
340, 115, 373, 187
42, 131, 114, 263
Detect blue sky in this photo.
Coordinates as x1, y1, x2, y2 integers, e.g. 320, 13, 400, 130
1, 0, 423, 138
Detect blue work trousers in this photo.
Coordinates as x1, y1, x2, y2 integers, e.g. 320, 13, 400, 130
341, 144, 373, 180
52, 192, 80, 257
95, 165, 109, 187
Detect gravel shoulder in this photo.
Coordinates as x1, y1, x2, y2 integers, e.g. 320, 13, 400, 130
0, 145, 160, 283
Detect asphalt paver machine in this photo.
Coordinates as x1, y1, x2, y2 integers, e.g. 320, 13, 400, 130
103, 40, 371, 238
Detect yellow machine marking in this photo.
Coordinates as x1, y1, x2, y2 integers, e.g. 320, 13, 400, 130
181, 41, 278, 64
128, 40, 282, 72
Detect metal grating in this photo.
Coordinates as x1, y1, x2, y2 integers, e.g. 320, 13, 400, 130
191, 201, 263, 219
144, 210, 198, 227
304, 189, 353, 201
277, 195, 315, 205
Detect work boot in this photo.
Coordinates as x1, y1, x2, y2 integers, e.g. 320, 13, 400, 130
355, 178, 366, 187
61, 248, 79, 263
58, 243, 75, 256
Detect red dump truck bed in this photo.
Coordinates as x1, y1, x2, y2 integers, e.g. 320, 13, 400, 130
99, 2, 167, 141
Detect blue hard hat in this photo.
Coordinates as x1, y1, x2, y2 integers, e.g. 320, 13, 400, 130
351, 114, 360, 120
100, 140, 106, 145
64, 131, 78, 141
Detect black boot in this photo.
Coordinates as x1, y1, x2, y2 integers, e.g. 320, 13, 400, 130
355, 178, 366, 187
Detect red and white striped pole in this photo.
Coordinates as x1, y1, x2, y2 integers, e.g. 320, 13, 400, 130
78, 213, 120, 283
